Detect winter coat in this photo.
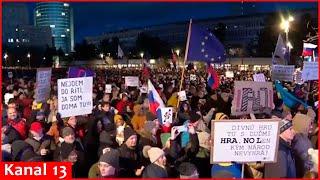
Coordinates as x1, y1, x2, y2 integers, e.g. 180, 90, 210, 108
4, 125, 22, 144
118, 143, 139, 177
142, 163, 168, 178
7, 118, 27, 140
264, 138, 296, 178
25, 134, 56, 160
292, 133, 314, 177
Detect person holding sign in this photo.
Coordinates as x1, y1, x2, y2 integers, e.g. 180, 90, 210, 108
264, 119, 297, 178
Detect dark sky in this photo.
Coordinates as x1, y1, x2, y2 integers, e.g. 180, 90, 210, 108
26, 2, 317, 43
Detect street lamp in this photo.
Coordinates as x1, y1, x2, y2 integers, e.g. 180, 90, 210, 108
4, 53, 8, 66
27, 53, 31, 69
100, 53, 104, 59
280, 16, 294, 64
175, 49, 180, 57
140, 52, 144, 59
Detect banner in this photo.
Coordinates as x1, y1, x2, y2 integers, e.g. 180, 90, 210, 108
294, 69, 303, 84
125, 76, 139, 87
178, 91, 187, 101
253, 73, 266, 82
36, 68, 52, 102
225, 71, 234, 78
160, 107, 173, 124
211, 119, 280, 163
271, 65, 294, 81
302, 62, 318, 81
58, 77, 93, 118
105, 84, 112, 93
231, 81, 273, 116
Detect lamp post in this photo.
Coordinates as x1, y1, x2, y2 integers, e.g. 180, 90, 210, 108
280, 16, 294, 64
27, 53, 31, 69
140, 52, 144, 68
175, 49, 180, 69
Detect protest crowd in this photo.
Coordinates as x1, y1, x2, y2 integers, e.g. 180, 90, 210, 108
1, 64, 318, 179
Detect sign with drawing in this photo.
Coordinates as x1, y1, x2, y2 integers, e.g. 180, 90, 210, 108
231, 81, 273, 116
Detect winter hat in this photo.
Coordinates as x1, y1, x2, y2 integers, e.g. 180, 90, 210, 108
146, 147, 165, 163
99, 148, 119, 169
189, 111, 201, 123
160, 133, 171, 148
11, 140, 33, 161
30, 121, 43, 134
60, 142, 75, 159
144, 121, 156, 132
178, 162, 198, 178
215, 113, 228, 120
114, 115, 123, 124
124, 127, 136, 143
197, 131, 210, 150
280, 119, 293, 134
143, 145, 152, 158
62, 127, 75, 138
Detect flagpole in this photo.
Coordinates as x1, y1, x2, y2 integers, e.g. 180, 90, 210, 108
175, 19, 192, 119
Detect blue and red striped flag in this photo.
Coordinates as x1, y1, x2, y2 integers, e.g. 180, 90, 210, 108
207, 64, 219, 90
302, 43, 317, 56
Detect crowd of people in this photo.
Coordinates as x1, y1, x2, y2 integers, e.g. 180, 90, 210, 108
1, 66, 318, 178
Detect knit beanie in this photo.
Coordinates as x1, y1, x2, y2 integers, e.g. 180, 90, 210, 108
124, 127, 136, 143
280, 119, 293, 134
215, 113, 228, 120
99, 148, 119, 169
62, 127, 75, 138
30, 121, 43, 134
146, 147, 165, 163
144, 121, 156, 133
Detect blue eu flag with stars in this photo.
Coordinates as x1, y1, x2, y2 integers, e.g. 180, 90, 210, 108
187, 22, 226, 63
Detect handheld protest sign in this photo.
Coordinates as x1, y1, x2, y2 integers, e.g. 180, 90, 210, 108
210, 119, 280, 164
231, 81, 273, 116
160, 107, 173, 124
225, 71, 234, 78
302, 62, 318, 81
271, 65, 294, 82
58, 77, 93, 118
8, 71, 13, 79
36, 68, 52, 102
253, 73, 266, 82
178, 91, 187, 101
105, 84, 112, 93
125, 76, 139, 87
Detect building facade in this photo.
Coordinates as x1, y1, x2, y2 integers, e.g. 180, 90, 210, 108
35, 2, 74, 53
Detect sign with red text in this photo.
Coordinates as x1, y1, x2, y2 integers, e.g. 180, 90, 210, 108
58, 77, 93, 118
231, 81, 273, 116
211, 119, 280, 163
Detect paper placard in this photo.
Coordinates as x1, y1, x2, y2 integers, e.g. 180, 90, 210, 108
36, 68, 52, 102
231, 81, 273, 116
253, 73, 266, 82
140, 85, 148, 93
190, 74, 197, 81
125, 76, 139, 87
226, 71, 234, 78
161, 107, 173, 124
211, 119, 280, 163
8, 72, 13, 79
58, 77, 93, 118
178, 91, 187, 101
302, 62, 318, 81
4, 93, 14, 105
294, 69, 303, 84
271, 65, 294, 81
105, 84, 112, 93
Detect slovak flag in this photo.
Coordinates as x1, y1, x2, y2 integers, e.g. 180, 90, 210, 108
302, 43, 317, 56
207, 63, 219, 90
148, 80, 165, 115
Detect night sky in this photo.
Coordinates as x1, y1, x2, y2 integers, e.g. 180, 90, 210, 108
24, 2, 317, 43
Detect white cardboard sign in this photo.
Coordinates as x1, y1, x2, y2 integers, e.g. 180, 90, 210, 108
105, 84, 112, 93
36, 68, 52, 102
211, 119, 280, 163
253, 73, 266, 82
161, 107, 173, 124
302, 62, 318, 81
271, 65, 294, 81
178, 91, 187, 101
4, 93, 14, 105
225, 71, 234, 78
190, 74, 197, 81
125, 76, 139, 87
58, 77, 93, 118
231, 81, 273, 116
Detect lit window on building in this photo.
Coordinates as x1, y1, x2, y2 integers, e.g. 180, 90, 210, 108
66, 29, 70, 32
16, 39, 20, 43
36, 13, 41, 17
50, 25, 56, 28
61, 12, 66, 16
61, 34, 66, 37
15, 28, 18, 32
64, 3, 69, 7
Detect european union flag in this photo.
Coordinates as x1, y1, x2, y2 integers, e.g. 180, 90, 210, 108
187, 21, 226, 63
